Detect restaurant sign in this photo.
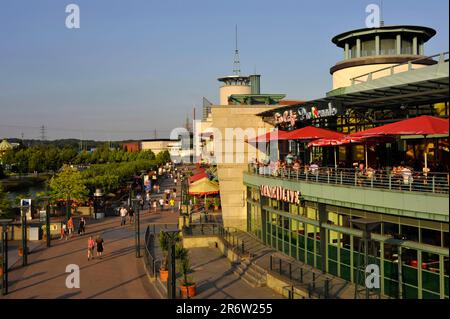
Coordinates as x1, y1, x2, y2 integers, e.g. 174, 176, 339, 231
260, 185, 301, 205
274, 102, 342, 127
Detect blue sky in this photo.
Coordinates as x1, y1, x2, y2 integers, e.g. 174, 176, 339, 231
0, 0, 448, 140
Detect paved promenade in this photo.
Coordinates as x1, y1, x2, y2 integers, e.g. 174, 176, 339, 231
1, 177, 179, 299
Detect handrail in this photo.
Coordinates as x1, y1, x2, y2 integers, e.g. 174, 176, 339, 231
350, 51, 449, 84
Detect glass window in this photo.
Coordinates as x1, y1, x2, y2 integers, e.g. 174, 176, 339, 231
351, 43, 357, 58
361, 39, 376, 57
421, 228, 442, 246
401, 39, 413, 55
380, 38, 396, 55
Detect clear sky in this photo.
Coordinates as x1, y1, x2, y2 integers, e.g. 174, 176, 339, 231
0, 0, 448, 141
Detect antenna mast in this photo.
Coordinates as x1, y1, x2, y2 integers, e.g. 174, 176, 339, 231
233, 24, 241, 75
380, 0, 385, 27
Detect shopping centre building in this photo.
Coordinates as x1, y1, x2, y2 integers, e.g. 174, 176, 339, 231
198, 23, 448, 299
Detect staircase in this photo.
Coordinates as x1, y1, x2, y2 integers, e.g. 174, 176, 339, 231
232, 259, 268, 288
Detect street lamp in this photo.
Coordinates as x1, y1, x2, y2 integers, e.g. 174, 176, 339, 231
19, 199, 31, 267
131, 198, 141, 258
0, 218, 13, 295
164, 230, 181, 299
93, 189, 104, 220
126, 181, 133, 207
39, 196, 52, 248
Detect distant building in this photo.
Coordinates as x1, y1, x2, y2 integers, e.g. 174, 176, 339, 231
122, 142, 141, 153
140, 139, 178, 155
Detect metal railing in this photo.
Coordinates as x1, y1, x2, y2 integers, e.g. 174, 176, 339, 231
350, 51, 449, 85
248, 164, 449, 194
270, 255, 333, 299
143, 225, 160, 278
182, 223, 248, 256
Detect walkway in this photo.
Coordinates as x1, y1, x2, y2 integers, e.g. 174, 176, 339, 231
1, 176, 179, 299
189, 247, 282, 299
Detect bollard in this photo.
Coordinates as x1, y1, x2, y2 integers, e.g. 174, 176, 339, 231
270, 255, 273, 270
300, 268, 303, 283
241, 241, 244, 254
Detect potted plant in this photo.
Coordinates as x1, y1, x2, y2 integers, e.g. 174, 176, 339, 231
177, 247, 196, 298
158, 231, 170, 281
159, 231, 181, 282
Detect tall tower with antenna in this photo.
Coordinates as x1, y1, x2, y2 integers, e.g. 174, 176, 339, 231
380, 0, 385, 27
40, 125, 47, 141
233, 24, 241, 76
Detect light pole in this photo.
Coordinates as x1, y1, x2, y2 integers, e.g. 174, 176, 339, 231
19, 199, 30, 267
93, 189, 104, 220
131, 198, 141, 258
40, 196, 52, 248
1, 218, 12, 296
165, 230, 180, 299
127, 181, 133, 208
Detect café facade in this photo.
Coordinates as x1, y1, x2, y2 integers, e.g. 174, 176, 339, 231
243, 53, 449, 299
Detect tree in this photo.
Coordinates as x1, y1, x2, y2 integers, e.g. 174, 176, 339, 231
0, 184, 11, 218
156, 150, 171, 163
49, 165, 88, 219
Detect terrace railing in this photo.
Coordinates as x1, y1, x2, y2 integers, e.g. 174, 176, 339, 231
248, 164, 449, 194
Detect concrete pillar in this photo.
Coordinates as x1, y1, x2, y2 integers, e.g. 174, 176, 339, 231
356, 38, 361, 58
396, 34, 402, 55
318, 203, 327, 273
344, 43, 350, 60
412, 37, 418, 55
375, 35, 380, 56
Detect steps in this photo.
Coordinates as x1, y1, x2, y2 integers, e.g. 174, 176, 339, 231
232, 259, 267, 288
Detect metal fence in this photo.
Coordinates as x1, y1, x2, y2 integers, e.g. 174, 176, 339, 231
249, 164, 449, 194
269, 255, 333, 299
144, 225, 159, 278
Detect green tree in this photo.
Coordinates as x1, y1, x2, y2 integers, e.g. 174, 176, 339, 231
0, 184, 11, 218
49, 165, 88, 219
156, 150, 171, 163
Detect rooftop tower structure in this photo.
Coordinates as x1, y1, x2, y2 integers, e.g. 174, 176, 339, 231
330, 25, 437, 89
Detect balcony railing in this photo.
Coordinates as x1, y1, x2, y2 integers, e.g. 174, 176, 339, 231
247, 164, 449, 194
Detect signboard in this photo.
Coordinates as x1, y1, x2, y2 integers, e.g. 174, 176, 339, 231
260, 185, 301, 205
20, 199, 31, 207
273, 101, 342, 129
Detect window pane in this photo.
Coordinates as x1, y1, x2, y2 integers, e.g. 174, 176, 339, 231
380, 38, 396, 55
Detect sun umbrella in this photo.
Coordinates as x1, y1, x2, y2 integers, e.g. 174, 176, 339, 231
284, 126, 345, 140
350, 116, 449, 169
247, 130, 291, 143
188, 179, 220, 195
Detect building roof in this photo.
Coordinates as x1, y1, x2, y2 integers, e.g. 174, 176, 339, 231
332, 25, 437, 48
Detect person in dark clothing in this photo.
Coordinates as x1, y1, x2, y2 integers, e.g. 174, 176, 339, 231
96, 235, 104, 259
78, 217, 86, 235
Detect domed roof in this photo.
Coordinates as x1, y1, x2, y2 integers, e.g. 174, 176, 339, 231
0, 139, 13, 151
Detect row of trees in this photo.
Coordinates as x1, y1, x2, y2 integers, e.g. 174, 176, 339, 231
1, 144, 157, 175
0, 150, 172, 218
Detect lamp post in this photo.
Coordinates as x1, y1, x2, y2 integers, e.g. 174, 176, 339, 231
93, 189, 104, 220
132, 198, 141, 258
164, 230, 180, 299
40, 196, 52, 248
126, 181, 133, 208
0, 218, 12, 295
19, 199, 30, 267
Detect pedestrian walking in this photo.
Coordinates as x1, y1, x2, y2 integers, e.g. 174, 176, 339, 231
120, 206, 127, 226
87, 236, 95, 260
169, 198, 175, 212
146, 192, 151, 208
159, 198, 164, 211
165, 199, 169, 211
67, 217, 74, 237
172, 188, 177, 199
60, 222, 67, 240
129, 206, 135, 224
96, 235, 104, 259
152, 199, 157, 213
78, 217, 86, 235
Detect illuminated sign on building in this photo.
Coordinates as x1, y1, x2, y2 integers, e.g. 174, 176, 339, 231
260, 185, 301, 204
274, 102, 342, 128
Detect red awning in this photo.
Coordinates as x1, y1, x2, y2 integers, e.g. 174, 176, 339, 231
284, 126, 345, 141
351, 116, 449, 138
247, 130, 291, 143
189, 171, 208, 184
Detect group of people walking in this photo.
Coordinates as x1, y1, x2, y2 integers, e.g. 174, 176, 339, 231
60, 216, 86, 240
87, 235, 104, 261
